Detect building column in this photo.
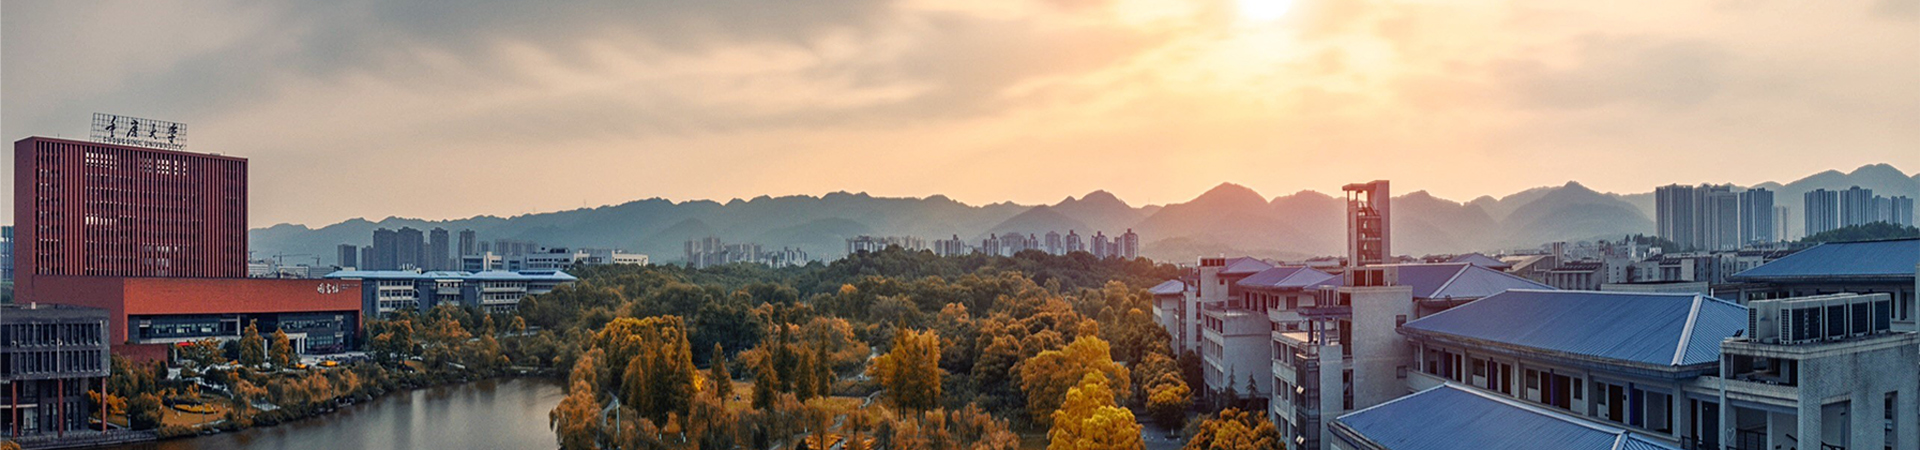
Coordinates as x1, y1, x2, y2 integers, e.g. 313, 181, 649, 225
1319, 343, 1345, 450
101, 377, 108, 432
1796, 402, 1822, 450
1668, 382, 1688, 443
1900, 386, 1919, 450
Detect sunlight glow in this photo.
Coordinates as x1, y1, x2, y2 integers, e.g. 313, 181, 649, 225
1237, 0, 1293, 22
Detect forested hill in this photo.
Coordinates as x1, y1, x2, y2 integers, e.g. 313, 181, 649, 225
251, 164, 1918, 263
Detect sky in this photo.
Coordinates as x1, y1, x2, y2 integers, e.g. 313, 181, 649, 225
3, 0, 1917, 227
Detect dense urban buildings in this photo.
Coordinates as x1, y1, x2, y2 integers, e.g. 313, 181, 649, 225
683, 237, 810, 268
845, 235, 926, 254
12, 137, 248, 298
0, 303, 111, 438
1657, 184, 1776, 250
1800, 186, 1914, 234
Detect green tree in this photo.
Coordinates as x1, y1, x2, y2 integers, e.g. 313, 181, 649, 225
270, 329, 296, 368
710, 343, 734, 401
239, 320, 267, 367
870, 329, 942, 410
752, 356, 780, 410
128, 393, 164, 430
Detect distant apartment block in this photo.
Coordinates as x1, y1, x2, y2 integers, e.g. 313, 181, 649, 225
684, 237, 809, 268
845, 235, 926, 254
1801, 187, 1912, 235
1658, 184, 1775, 251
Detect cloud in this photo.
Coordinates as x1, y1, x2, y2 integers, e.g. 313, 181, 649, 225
3, 0, 1915, 227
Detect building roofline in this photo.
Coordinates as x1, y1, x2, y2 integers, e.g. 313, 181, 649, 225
17, 136, 246, 162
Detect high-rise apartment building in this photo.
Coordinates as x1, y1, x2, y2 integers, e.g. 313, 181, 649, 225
396, 227, 424, 270
1839, 186, 1875, 227
1773, 206, 1791, 241
1701, 189, 1739, 251
371, 228, 399, 270
458, 229, 477, 257
1343, 180, 1391, 266
428, 227, 450, 271
1065, 230, 1084, 253
1804, 189, 1839, 236
1654, 184, 1697, 250
1892, 196, 1915, 227
12, 137, 247, 299
1044, 231, 1063, 255
1737, 188, 1774, 245
1120, 228, 1139, 259
337, 244, 358, 268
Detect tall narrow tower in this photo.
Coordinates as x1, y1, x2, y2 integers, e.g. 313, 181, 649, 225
1344, 180, 1391, 267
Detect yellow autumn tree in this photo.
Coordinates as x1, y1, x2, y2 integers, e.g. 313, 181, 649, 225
1182, 408, 1285, 450
1145, 373, 1193, 432
869, 328, 943, 410
1020, 335, 1131, 425
1048, 372, 1144, 450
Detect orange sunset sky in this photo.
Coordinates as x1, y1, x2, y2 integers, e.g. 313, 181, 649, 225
3, 0, 1916, 227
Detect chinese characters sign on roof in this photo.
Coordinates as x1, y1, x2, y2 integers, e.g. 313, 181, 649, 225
90, 113, 186, 150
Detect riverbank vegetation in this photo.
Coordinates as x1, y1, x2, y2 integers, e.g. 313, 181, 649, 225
92, 248, 1275, 449
522, 248, 1224, 450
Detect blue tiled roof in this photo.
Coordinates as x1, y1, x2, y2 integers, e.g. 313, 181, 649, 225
1731, 238, 1920, 281
1401, 290, 1745, 368
1388, 263, 1554, 300
1235, 266, 1338, 290
1447, 253, 1512, 269
1219, 257, 1275, 275
1148, 280, 1189, 295
1332, 384, 1680, 450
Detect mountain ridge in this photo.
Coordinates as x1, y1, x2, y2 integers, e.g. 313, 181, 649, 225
251, 164, 1917, 264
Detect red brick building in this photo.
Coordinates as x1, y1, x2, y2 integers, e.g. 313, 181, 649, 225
12, 137, 359, 354
12, 137, 247, 299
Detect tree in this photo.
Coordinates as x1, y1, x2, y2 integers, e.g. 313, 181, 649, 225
601, 316, 699, 423
812, 342, 835, 398
870, 329, 943, 410
239, 320, 267, 367
1182, 409, 1284, 450
1020, 335, 1131, 425
128, 393, 164, 430
710, 343, 734, 401
1048, 372, 1144, 450
1145, 373, 1192, 433
793, 350, 819, 402
550, 351, 604, 450
270, 329, 296, 368
753, 357, 781, 410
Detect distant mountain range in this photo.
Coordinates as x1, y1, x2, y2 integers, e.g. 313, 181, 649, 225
250, 164, 1920, 264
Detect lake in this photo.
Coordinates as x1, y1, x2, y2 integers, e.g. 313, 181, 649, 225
102, 377, 565, 450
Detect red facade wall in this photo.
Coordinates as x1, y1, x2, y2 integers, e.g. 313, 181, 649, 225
29, 276, 362, 344
13, 137, 248, 303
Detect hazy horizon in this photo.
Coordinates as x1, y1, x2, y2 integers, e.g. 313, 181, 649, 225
6, 0, 1917, 227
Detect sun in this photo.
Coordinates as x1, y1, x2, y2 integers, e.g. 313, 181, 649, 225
1237, 0, 1294, 22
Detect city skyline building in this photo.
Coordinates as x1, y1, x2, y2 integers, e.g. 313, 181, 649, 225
1737, 187, 1774, 246
1805, 188, 1839, 236
428, 227, 450, 271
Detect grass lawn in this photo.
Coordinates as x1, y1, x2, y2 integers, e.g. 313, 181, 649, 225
161, 402, 231, 428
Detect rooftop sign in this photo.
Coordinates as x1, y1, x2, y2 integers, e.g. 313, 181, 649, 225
90, 113, 186, 150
